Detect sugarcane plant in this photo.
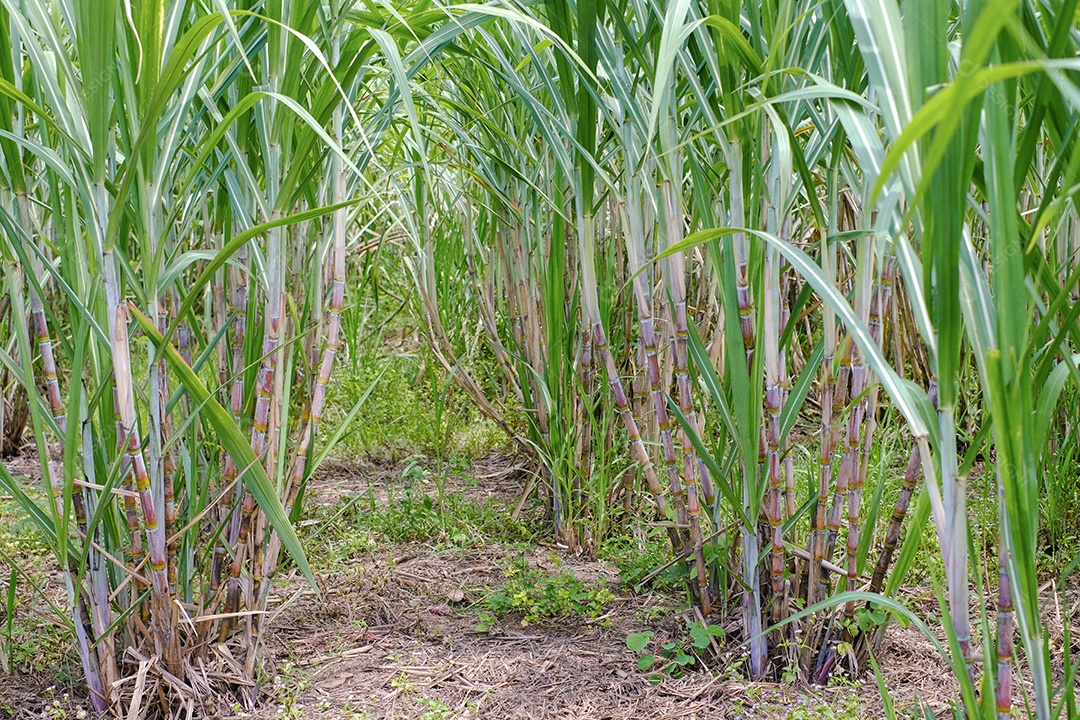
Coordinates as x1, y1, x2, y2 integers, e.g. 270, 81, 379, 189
383, 0, 1080, 711
0, 0, 480, 714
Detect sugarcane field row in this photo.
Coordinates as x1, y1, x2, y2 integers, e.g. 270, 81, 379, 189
0, 0, 1078, 718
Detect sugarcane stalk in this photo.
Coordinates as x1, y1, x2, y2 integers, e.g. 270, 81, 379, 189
1071, 210, 1080, 308
808, 194, 838, 606
156, 303, 179, 591
504, 222, 560, 529
577, 323, 594, 507
31, 271, 122, 694
222, 217, 284, 642
868, 443, 921, 595
940, 401, 971, 675
575, 178, 679, 550
764, 247, 785, 625
726, 139, 766, 675
220, 491, 256, 643
5, 262, 107, 710
809, 305, 834, 606
113, 301, 173, 615
211, 210, 229, 390
823, 337, 853, 568
622, 171, 688, 550
113, 384, 146, 623
780, 261, 796, 523
211, 231, 251, 598
836, 220, 874, 619
252, 285, 288, 657
32, 271, 118, 697
79, 404, 118, 686
996, 469, 1013, 720
844, 258, 898, 615
593, 321, 680, 551
842, 343, 868, 616
660, 177, 710, 610
256, 95, 349, 640
143, 184, 175, 634
463, 200, 524, 405
89, 174, 179, 679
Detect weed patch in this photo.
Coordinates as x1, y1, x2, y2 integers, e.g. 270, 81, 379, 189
485, 556, 615, 626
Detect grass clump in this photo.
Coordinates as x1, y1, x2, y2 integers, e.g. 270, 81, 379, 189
364, 461, 534, 547
0, 491, 75, 677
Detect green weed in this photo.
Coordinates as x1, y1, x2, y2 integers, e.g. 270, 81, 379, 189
625, 620, 724, 683
266, 660, 310, 719
599, 530, 680, 589
0, 492, 74, 676
486, 556, 615, 626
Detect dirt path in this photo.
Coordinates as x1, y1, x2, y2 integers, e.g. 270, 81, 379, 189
250, 460, 959, 720
259, 551, 957, 719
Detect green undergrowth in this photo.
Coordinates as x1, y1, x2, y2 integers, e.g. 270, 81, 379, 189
0, 487, 76, 678
328, 273, 514, 466
599, 530, 684, 590
323, 289, 1024, 605
300, 460, 539, 573
483, 555, 616, 627
730, 685, 868, 720
1037, 386, 1080, 572
321, 348, 509, 464
624, 619, 873, 717
625, 621, 726, 680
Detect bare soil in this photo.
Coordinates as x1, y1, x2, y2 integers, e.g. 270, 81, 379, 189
245, 458, 960, 720
6, 452, 1075, 719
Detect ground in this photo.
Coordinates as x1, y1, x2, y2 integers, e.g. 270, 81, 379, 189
2, 450, 1074, 720
245, 454, 960, 720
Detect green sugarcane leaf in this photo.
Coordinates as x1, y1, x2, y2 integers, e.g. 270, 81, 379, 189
75, 0, 117, 182
700, 16, 763, 72
648, 0, 692, 143
1033, 355, 1080, 451
668, 399, 751, 529
867, 651, 897, 720
0, 129, 78, 189
129, 304, 318, 595
158, 249, 248, 296
779, 344, 823, 445
781, 495, 815, 536
686, 320, 738, 446
765, 590, 949, 662
308, 368, 386, 479
872, 61, 1080, 207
